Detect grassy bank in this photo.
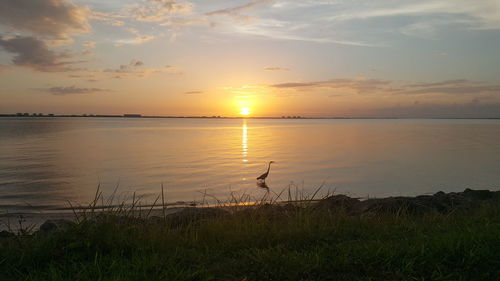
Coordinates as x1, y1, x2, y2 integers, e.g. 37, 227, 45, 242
1, 192, 499, 281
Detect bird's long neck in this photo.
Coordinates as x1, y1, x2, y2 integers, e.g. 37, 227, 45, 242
266, 162, 272, 173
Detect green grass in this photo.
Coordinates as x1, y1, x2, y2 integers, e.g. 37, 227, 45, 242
1, 198, 499, 281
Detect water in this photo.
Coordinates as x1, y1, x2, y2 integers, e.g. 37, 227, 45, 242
1, 117, 500, 213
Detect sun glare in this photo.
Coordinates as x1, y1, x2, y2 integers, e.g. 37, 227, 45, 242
240, 107, 251, 116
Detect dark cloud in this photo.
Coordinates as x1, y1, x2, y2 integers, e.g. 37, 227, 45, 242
0, 36, 77, 72
104, 60, 141, 73
104, 59, 147, 74
38, 86, 109, 95
405, 79, 472, 88
272, 79, 391, 94
264, 66, 289, 71
0, 0, 90, 38
130, 59, 144, 67
184, 90, 203, 94
101, 60, 179, 78
399, 80, 500, 95
272, 78, 500, 96
273, 82, 317, 88
398, 85, 500, 95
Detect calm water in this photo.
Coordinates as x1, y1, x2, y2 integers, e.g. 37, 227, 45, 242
1, 117, 500, 213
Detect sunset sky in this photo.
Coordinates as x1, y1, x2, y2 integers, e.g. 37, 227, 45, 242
1, 0, 500, 117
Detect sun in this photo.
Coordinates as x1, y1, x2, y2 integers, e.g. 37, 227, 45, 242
240, 107, 251, 116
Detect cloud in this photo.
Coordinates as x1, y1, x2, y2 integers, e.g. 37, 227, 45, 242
272, 82, 317, 88
272, 78, 391, 94
91, 11, 126, 27
58, 59, 180, 82
68, 73, 97, 82
83, 41, 96, 48
45, 37, 75, 47
159, 1, 274, 29
271, 78, 500, 97
0, 36, 79, 72
102, 59, 180, 78
160, 17, 211, 27
398, 80, 500, 95
196, 0, 499, 46
184, 90, 204, 95
206, 0, 273, 22
405, 79, 472, 88
162, 0, 373, 46
157, 0, 375, 46
129, 0, 193, 22
38, 86, 110, 95
104, 59, 146, 73
118, 28, 156, 45
0, 0, 91, 38
265, 75, 500, 117
264, 66, 289, 71
322, 0, 500, 32
206, 8, 377, 46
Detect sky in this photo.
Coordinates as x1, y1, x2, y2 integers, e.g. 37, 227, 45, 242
1, 0, 500, 117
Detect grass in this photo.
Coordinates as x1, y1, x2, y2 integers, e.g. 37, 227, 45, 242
1, 188, 499, 281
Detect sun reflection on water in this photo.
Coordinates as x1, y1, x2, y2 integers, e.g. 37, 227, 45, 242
242, 119, 248, 163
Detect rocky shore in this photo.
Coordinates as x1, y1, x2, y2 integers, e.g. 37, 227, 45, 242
2, 188, 497, 238
2, 188, 499, 281
316, 188, 500, 215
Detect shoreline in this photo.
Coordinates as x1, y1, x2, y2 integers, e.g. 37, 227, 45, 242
2, 187, 498, 233
1, 188, 499, 280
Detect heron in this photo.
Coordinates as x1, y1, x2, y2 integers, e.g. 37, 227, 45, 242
257, 161, 275, 181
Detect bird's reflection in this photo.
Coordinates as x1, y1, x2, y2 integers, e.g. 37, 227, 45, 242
257, 179, 270, 191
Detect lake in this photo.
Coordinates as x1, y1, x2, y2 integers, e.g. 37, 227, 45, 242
1, 117, 500, 213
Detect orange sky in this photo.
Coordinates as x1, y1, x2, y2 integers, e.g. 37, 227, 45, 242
1, 0, 500, 117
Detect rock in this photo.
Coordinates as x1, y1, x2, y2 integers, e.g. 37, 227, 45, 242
0, 230, 15, 238
346, 188, 499, 215
353, 197, 426, 215
316, 195, 360, 212
38, 219, 75, 235
462, 188, 495, 200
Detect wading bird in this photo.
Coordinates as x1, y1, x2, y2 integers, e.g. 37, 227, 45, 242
257, 161, 275, 181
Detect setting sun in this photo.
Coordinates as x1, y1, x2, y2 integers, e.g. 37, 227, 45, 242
240, 107, 251, 116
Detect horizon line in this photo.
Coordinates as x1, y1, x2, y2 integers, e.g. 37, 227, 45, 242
1, 113, 500, 120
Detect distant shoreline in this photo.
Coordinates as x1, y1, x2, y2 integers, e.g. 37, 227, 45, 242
1, 114, 500, 120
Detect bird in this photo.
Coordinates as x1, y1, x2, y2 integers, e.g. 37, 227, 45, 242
257, 161, 275, 181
